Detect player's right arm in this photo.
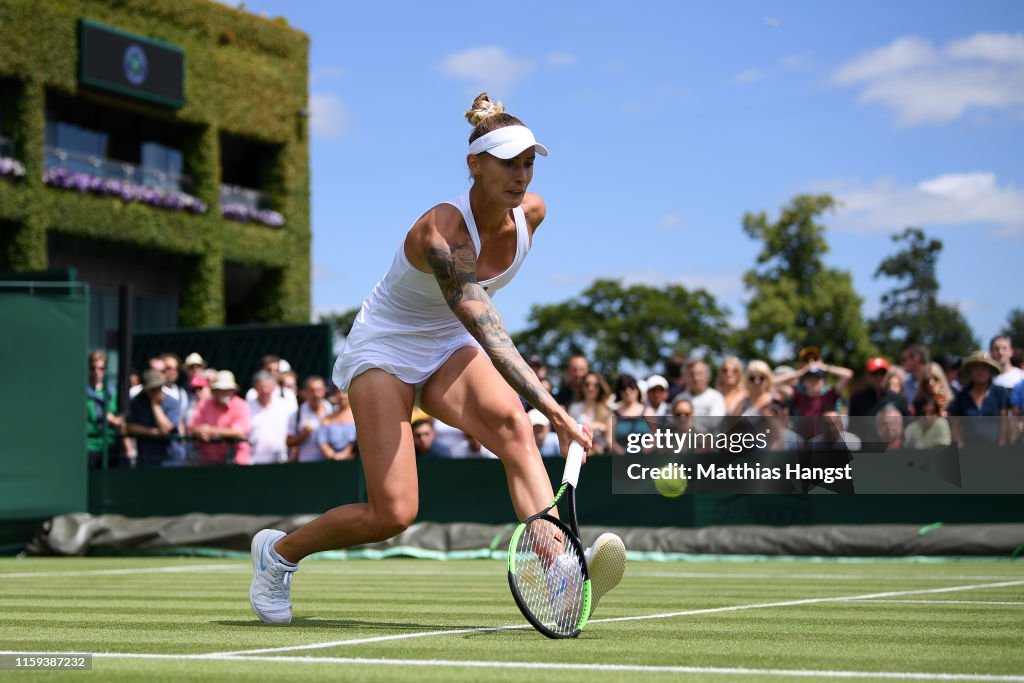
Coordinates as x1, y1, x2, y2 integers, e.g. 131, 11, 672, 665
405, 206, 591, 454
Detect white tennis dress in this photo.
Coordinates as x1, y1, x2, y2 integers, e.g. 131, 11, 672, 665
332, 192, 532, 391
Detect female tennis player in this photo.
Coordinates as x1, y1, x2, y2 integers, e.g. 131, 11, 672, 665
250, 93, 625, 624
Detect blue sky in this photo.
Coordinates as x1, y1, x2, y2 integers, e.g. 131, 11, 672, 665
234, 0, 1022, 354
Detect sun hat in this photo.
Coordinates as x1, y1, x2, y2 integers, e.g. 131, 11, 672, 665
961, 351, 1001, 375
210, 370, 239, 391
141, 368, 165, 392
798, 346, 821, 363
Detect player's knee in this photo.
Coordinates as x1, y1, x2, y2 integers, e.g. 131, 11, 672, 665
369, 502, 417, 540
498, 406, 534, 447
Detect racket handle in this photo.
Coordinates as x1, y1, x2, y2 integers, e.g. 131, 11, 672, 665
562, 441, 584, 487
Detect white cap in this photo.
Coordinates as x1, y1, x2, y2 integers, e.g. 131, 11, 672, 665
646, 374, 669, 390
184, 352, 205, 368
278, 358, 291, 373
468, 126, 548, 159
527, 409, 550, 427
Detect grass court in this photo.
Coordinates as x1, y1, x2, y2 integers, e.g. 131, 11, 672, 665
2, 556, 1023, 681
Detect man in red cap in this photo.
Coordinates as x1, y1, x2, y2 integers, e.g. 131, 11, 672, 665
849, 357, 909, 440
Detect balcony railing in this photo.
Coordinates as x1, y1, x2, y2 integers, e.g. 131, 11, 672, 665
220, 183, 273, 212
45, 146, 194, 194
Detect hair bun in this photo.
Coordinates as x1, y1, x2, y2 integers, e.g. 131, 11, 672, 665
464, 92, 505, 126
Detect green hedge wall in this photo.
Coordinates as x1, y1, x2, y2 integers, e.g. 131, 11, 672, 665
0, 0, 311, 325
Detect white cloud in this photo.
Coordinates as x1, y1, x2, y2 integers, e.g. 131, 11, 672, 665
311, 65, 346, 85
548, 269, 744, 300
620, 270, 745, 300
657, 213, 686, 231
313, 262, 338, 282
763, 17, 780, 28
833, 33, 1024, 125
309, 93, 347, 139
732, 68, 767, 85
948, 297, 980, 313
946, 32, 1024, 64
440, 46, 535, 91
781, 52, 813, 70
818, 171, 1024, 237
546, 51, 579, 68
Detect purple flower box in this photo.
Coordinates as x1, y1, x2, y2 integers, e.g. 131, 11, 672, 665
43, 167, 283, 226
220, 202, 285, 227
0, 156, 27, 180
44, 167, 208, 214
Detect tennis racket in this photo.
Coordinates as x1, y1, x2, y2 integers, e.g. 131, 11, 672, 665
507, 440, 590, 638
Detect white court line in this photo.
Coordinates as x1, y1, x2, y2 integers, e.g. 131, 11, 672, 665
593, 580, 1024, 625
211, 579, 1024, 657
851, 599, 1024, 606
1, 651, 1022, 681
302, 568, 1024, 582
637, 572, 1024, 581
0, 564, 240, 579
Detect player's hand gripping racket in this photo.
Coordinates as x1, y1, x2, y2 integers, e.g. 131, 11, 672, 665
507, 441, 590, 638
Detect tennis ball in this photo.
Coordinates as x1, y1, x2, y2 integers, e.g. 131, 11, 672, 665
654, 466, 687, 498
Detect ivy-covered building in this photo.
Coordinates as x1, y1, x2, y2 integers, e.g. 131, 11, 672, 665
0, 0, 310, 342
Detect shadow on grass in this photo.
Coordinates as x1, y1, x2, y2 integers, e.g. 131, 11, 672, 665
214, 617, 495, 631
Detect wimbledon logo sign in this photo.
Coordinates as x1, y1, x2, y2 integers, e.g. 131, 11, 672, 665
123, 44, 148, 86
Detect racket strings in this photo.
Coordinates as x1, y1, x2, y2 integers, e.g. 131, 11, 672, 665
512, 517, 586, 636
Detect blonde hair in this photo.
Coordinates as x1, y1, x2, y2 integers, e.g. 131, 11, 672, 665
884, 367, 905, 395
917, 361, 952, 403
716, 355, 744, 392
465, 92, 524, 144
575, 371, 613, 423
464, 92, 505, 126
744, 359, 773, 393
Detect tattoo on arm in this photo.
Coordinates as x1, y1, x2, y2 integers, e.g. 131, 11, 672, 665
426, 241, 549, 410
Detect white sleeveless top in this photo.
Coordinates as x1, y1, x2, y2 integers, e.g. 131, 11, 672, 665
333, 192, 532, 391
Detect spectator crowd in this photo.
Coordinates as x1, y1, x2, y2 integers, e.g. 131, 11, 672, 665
86, 335, 1024, 468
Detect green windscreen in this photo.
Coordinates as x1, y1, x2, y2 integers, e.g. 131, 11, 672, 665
0, 286, 89, 518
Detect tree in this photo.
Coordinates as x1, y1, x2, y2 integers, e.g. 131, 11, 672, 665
1000, 308, 1024, 349
512, 278, 731, 378
868, 227, 976, 360
741, 194, 875, 368
318, 306, 361, 351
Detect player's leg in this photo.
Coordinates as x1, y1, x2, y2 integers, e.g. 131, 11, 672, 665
275, 369, 419, 561
420, 345, 553, 521
421, 345, 625, 613
250, 369, 418, 624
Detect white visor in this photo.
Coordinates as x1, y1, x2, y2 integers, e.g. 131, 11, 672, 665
468, 125, 549, 159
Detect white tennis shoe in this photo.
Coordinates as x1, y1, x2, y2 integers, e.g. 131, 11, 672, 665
545, 552, 583, 624
585, 532, 626, 614
249, 529, 297, 624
